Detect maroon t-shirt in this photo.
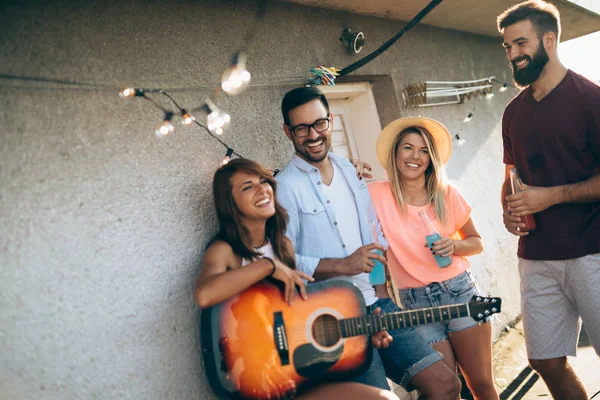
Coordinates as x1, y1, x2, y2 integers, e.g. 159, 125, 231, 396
502, 70, 600, 260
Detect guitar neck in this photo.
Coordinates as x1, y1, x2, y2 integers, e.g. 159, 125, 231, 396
340, 303, 470, 338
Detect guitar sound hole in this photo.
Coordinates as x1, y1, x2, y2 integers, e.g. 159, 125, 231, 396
311, 314, 341, 347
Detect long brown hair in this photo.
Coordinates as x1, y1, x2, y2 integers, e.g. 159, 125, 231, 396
386, 126, 448, 223
212, 158, 297, 269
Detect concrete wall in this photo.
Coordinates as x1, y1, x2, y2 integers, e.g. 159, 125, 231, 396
0, 0, 521, 398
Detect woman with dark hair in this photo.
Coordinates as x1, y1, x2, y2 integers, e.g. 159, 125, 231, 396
195, 158, 399, 400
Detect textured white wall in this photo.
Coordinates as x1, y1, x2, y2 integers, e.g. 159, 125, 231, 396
0, 0, 521, 398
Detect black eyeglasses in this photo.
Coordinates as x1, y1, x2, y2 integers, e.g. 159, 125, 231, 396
288, 114, 331, 138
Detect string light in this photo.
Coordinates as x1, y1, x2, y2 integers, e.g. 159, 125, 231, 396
202, 99, 231, 135
222, 148, 234, 165
221, 52, 251, 95
100, 1, 447, 164
485, 88, 495, 99
491, 78, 516, 91
181, 109, 194, 125
119, 88, 144, 98
463, 112, 473, 123
454, 133, 466, 147
155, 111, 175, 137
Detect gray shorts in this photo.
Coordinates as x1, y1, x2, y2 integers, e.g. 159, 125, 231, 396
518, 253, 600, 360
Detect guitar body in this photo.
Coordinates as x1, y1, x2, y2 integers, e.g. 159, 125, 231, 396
201, 279, 371, 399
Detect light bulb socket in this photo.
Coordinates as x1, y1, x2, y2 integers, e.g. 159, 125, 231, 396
231, 51, 247, 68
339, 28, 365, 54
164, 111, 174, 121
201, 99, 217, 115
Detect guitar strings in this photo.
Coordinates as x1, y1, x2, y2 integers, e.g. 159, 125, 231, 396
229, 303, 476, 337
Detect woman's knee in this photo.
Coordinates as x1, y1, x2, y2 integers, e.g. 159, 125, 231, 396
468, 381, 498, 398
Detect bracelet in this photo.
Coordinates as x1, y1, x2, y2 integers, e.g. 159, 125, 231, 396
264, 257, 277, 277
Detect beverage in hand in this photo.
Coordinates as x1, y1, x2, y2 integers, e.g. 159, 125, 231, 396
419, 210, 452, 268
509, 168, 536, 232
369, 220, 386, 285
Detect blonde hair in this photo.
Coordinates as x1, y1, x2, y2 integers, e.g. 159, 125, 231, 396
386, 127, 448, 223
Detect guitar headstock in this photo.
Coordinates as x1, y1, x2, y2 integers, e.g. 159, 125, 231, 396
468, 296, 502, 321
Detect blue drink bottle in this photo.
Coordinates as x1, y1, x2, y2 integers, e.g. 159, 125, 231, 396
418, 210, 452, 268
369, 220, 386, 285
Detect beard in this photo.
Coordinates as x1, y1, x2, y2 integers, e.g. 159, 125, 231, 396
510, 41, 549, 88
293, 135, 330, 163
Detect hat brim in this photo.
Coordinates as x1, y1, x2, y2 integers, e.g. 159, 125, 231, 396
376, 116, 452, 170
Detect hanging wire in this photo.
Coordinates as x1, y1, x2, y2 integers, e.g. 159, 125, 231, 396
193, 119, 244, 159
453, 95, 484, 145
142, 94, 171, 113
337, 0, 444, 77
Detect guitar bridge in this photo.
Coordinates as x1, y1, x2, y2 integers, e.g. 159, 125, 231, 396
273, 312, 290, 365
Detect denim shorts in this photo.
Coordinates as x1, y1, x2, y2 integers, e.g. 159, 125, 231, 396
398, 270, 487, 345
351, 297, 443, 391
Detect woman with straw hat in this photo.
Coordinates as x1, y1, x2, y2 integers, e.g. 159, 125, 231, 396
367, 117, 499, 400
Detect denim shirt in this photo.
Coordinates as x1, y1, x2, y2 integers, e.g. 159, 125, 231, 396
275, 153, 388, 278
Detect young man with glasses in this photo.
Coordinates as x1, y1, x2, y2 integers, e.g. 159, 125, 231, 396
275, 86, 460, 399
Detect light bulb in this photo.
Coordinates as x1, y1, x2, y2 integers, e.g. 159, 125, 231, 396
221, 52, 251, 96
455, 134, 466, 147
485, 91, 495, 99
181, 110, 194, 125
499, 83, 508, 92
222, 148, 234, 165
463, 113, 473, 123
155, 112, 175, 137
203, 100, 231, 135
120, 88, 143, 98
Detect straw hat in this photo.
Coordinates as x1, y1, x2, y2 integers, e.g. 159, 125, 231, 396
376, 116, 453, 170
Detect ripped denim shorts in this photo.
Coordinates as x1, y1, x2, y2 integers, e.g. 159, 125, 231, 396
398, 270, 489, 345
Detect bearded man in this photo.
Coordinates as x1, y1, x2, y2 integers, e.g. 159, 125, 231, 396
497, 1, 600, 399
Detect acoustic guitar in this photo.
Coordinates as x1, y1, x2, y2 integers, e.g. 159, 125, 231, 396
201, 279, 501, 399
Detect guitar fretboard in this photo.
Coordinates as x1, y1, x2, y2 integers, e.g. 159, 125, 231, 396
340, 303, 469, 338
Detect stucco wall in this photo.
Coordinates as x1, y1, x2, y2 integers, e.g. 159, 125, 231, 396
0, 0, 521, 398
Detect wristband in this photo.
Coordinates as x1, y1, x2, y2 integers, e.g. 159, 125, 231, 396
264, 257, 277, 277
